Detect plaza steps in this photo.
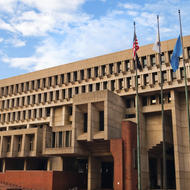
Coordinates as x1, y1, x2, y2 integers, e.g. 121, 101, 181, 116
0, 182, 33, 190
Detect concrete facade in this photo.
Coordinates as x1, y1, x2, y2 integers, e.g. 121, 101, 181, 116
0, 36, 190, 189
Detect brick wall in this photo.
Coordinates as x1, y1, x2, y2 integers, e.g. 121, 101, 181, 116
110, 120, 137, 190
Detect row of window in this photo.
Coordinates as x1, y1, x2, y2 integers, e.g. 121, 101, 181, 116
0, 67, 186, 111
1, 47, 189, 98
51, 131, 72, 148
1, 134, 34, 153
0, 107, 51, 124
125, 92, 171, 109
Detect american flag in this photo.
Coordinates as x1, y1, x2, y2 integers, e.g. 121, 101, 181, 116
133, 32, 139, 59
132, 31, 142, 70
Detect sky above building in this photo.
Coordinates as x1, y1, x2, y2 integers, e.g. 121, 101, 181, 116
0, 0, 189, 79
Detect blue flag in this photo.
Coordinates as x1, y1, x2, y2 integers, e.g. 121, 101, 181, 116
170, 35, 182, 72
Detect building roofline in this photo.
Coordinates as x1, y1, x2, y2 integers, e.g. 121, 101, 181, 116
0, 35, 190, 86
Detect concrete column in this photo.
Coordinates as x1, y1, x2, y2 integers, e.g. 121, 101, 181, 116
171, 90, 190, 190
2, 159, 5, 172
24, 159, 27, 171
88, 155, 101, 190
121, 60, 126, 73
139, 96, 150, 190
47, 159, 51, 171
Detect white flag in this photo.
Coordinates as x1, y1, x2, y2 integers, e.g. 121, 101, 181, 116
153, 31, 160, 53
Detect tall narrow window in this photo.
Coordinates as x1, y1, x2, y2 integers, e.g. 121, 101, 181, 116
65, 131, 71, 147
52, 132, 55, 148
83, 113, 88, 133
59, 131, 63, 147
99, 111, 104, 131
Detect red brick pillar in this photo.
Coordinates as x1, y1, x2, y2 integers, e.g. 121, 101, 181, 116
122, 121, 137, 190
110, 138, 123, 190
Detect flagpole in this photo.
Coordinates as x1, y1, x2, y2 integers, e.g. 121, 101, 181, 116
178, 10, 190, 145
134, 21, 141, 190
156, 15, 167, 190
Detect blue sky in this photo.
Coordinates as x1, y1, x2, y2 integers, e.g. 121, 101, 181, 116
0, 0, 190, 79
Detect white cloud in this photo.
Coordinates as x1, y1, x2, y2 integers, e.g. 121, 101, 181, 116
0, 19, 14, 32
1, 0, 190, 74
127, 11, 138, 16
0, 0, 16, 13
3, 14, 132, 71
5, 38, 26, 47
120, 3, 141, 10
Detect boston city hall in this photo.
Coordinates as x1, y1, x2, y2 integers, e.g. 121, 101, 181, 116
0, 36, 189, 190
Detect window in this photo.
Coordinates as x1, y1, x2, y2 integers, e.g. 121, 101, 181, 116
83, 113, 88, 133
127, 77, 131, 88
82, 86, 86, 93
32, 95, 36, 104
65, 131, 71, 147
80, 70, 84, 80
38, 94, 41, 103
144, 74, 149, 85
44, 93, 47, 102
103, 81, 107, 90
180, 67, 184, 79
56, 90, 59, 100
142, 56, 147, 68
126, 99, 131, 108
161, 52, 165, 64
68, 88, 72, 98
27, 96, 30, 105
111, 80, 115, 91
55, 75, 58, 85
171, 70, 177, 80
188, 47, 190, 58
142, 97, 148, 106
46, 107, 51, 117
87, 68, 91, 79
39, 108, 42, 118
162, 71, 167, 82
75, 87, 79, 94
61, 74, 64, 84
109, 63, 113, 74
28, 110, 31, 119
67, 73, 71, 83
117, 62, 121, 73
74, 71, 77, 81
96, 83, 100, 91
150, 55, 156, 66
50, 91, 53, 101
37, 79, 40, 88
119, 79, 123, 89
34, 109, 37, 118
125, 60, 130, 71
150, 95, 156, 105
168, 51, 173, 61
59, 131, 63, 147
18, 136, 22, 152
153, 72, 158, 84
89, 84, 93, 92
102, 65, 106, 76
6, 137, 11, 152
29, 135, 34, 151
95, 67, 98, 77
52, 132, 55, 148
23, 111, 26, 120
99, 111, 104, 131
62, 89, 65, 99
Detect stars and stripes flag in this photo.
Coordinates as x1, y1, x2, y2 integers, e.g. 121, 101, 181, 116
133, 32, 142, 70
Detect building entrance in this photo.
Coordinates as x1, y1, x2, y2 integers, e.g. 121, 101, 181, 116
101, 162, 113, 189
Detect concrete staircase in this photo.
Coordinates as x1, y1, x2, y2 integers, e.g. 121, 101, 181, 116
0, 182, 33, 190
